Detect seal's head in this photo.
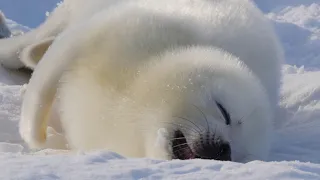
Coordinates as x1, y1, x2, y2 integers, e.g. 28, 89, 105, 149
131, 47, 272, 162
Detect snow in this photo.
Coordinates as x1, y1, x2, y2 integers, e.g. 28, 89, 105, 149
1, 0, 320, 179
5, 18, 30, 37
267, 4, 320, 68
1, 151, 320, 180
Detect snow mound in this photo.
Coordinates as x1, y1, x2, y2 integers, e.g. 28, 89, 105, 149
1, 151, 320, 180
5, 18, 30, 36
267, 3, 320, 69
0, 11, 11, 38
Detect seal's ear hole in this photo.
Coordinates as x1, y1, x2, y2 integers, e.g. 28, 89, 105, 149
20, 37, 55, 70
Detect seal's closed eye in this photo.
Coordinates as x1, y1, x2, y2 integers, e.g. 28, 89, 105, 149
216, 102, 231, 125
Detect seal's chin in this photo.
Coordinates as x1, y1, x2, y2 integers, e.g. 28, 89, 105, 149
171, 130, 197, 160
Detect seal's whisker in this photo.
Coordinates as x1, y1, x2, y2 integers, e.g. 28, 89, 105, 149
172, 116, 203, 132
161, 121, 203, 135
213, 123, 217, 139
171, 143, 190, 149
137, 122, 200, 135
169, 136, 198, 142
192, 104, 210, 133
169, 137, 188, 141
239, 106, 258, 124
173, 146, 193, 154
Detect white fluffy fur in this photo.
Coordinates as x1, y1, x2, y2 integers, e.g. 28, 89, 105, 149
19, 37, 55, 69
18, 0, 283, 162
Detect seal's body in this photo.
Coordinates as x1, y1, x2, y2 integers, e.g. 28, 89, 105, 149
17, 0, 283, 162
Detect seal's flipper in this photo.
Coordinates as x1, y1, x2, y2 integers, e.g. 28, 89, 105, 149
19, 33, 75, 149
20, 37, 55, 70
0, 3, 68, 70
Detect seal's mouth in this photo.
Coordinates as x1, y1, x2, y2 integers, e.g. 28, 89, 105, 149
171, 130, 198, 160
171, 130, 232, 161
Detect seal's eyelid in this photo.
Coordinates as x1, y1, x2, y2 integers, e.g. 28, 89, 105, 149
215, 101, 231, 125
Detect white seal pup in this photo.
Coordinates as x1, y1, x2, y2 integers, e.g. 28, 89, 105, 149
19, 0, 283, 162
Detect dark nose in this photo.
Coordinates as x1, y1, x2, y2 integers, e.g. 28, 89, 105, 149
171, 130, 231, 161
195, 142, 231, 161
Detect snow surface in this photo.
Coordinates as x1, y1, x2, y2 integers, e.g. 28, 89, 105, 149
1, 0, 320, 179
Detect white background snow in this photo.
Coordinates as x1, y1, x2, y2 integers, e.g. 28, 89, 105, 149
1, 0, 320, 179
